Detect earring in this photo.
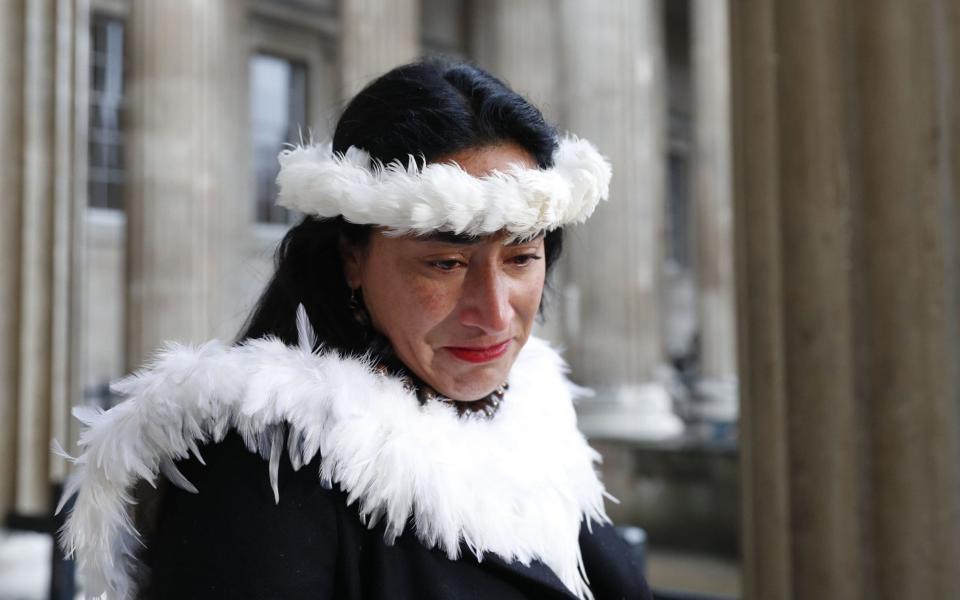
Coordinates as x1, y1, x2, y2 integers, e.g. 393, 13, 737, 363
349, 287, 360, 312
349, 287, 370, 328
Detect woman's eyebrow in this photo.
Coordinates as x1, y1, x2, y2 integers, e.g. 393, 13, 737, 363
414, 231, 544, 246
506, 235, 545, 247
416, 231, 482, 245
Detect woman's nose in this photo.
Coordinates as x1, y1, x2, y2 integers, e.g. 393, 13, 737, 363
458, 265, 512, 334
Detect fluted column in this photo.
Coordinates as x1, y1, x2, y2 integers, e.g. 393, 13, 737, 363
17, 0, 58, 520
0, 0, 25, 521
849, 1, 960, 595
0, 0, 85, 518
732, 0, 960, 598
470, 0, 561, 120
691, 0, 737, 417
559, 0, 681, 439
125, 0, 248, 368
340, 0, 418, 99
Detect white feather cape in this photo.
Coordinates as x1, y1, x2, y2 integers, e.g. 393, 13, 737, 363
57, 334, 610, 600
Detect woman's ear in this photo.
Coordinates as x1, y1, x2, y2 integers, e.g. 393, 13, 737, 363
339, 238, 364, 289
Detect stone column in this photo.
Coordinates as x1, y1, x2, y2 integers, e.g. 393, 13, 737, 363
731, 0, 960, 598
849, 1, 960, 595
950, 0, 960, 272
51, 0, 89, 488
125, 0, 248, 368
340, 0, 418, 100
690, 0, 737, 420
559, 0, 681, 439
0, 0, 25, 521
469, 0, 561, 120
17, 0, 58, 520
0, 0, 85, 517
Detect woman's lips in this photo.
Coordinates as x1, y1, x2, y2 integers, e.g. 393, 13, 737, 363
445, 340, 511, 363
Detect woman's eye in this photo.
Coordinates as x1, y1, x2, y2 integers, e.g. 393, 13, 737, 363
510, 254, 543, 267
430, 259, 463, 271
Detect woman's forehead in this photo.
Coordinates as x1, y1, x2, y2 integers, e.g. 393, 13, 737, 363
435, 142, 537, 177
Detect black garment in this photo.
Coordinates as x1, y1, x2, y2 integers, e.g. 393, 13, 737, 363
138, 431, 651, 600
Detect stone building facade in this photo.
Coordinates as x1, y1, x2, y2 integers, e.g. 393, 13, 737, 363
2, 0, 739, 523
4, 2, 958, 599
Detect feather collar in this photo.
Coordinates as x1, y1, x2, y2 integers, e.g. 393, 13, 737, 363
57, 328, 610, 600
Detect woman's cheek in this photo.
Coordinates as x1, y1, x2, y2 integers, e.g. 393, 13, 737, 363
518, 268, 546, 314
412, 277, 457, 317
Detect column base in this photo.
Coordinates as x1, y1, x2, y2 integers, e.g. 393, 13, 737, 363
690, 375, 739, 422
576, 380, 685, 442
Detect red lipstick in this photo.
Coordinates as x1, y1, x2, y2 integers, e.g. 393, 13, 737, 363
445, 340, 511, 363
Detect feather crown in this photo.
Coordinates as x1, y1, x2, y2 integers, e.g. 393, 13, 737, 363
275, 135, 612, 239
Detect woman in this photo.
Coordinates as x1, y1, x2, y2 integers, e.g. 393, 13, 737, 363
58, 60, 652, 600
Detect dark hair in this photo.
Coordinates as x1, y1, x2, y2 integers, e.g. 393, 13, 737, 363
237, 60, 564, 354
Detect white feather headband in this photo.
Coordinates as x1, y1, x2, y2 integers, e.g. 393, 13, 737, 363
275, 136, 612, 238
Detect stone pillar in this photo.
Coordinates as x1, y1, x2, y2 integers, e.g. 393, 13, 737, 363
950, 0, 960, 269
340, 0, 418, 100
0, 0, 25, 521
559, 0, 681, 439
730, 2, 791, 596
849, 1, 960, 595
469, 0, 561, 121
125, 0, 248, 368
690, 0, 737, 419
51, 0, 89, 488
0, 0, 85, 517
17, 0, 58, 520
731, 0, 960, 598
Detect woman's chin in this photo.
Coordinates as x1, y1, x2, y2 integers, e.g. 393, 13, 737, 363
434, 370, 507, 401
428, 357, 513, 400
443, 389, 495, 402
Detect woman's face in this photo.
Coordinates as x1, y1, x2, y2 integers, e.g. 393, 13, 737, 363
342, 143, 546, 401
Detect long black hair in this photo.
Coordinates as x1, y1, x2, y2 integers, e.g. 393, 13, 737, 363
237, 60, 564, 355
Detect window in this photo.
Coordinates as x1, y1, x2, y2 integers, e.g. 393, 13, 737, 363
666, 149, 691, 269
250, 53, 308, 224
88, 15, 126, 210
664, 0, 693, 272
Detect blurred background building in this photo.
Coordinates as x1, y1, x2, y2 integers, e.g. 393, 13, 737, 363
2, 1, 959, 599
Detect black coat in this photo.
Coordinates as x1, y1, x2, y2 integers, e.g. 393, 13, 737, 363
137, 430, 652, 600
